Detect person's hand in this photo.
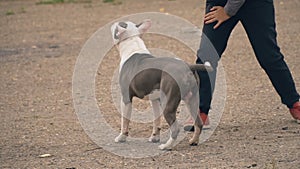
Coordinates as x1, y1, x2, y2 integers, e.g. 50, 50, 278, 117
204, 6, 230, 29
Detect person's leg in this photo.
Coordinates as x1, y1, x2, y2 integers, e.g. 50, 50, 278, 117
197, 0, 240, 114
240, 0, 299, 109
184, 0, 239, 131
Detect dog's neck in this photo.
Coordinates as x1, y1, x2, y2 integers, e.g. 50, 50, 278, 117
118, 36, 150, 70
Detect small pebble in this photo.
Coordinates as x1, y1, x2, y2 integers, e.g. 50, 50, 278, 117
39, 154, 52, 158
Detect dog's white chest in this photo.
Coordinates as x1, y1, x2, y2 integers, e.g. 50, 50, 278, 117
118, 37, 150, 71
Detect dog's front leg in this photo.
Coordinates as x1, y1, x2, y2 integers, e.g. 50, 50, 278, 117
115, 99, 132, 143
149, 99, 162, 143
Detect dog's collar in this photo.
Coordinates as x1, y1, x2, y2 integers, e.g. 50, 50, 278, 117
115, 34, 143, 45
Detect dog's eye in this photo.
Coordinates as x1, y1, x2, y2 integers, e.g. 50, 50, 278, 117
118, 22, 128, 28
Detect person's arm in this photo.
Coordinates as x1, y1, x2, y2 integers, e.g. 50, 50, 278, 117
204, 0, 245, 29
224, 0, 246, 17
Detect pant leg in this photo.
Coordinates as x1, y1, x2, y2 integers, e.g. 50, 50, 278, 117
240, 0, 299, 108
197, 0, 240, 114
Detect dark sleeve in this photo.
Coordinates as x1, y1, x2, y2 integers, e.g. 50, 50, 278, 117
224, 0, 246, 16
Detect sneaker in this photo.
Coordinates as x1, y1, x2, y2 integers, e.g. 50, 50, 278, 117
184, 111, 210, 131
289, 101, 300, 123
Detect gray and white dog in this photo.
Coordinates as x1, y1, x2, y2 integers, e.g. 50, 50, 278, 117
111, 19, 212, 150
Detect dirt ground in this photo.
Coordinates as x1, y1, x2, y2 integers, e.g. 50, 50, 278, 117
0, 0, 299, 168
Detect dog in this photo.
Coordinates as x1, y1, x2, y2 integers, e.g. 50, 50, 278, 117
111, 19, 213, 150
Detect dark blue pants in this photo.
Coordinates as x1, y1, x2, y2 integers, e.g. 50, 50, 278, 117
197, 0, 299, 114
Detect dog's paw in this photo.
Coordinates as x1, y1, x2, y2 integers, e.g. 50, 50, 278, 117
114, 133, 127, 143
158, 143, 172, 150
158, 138, 174, 150
188, 138, 199, 146
148, 135, 160, 143
189, 140, 198, 146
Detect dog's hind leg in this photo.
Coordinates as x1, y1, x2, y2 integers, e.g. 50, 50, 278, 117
158, 119, 179, 150
185, 94, 202, 146
115, 98, 132, 143
158, 97, 181, 150
149, 99, 162, 143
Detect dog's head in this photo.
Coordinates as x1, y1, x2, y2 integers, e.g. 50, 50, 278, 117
111, 19, 151, 45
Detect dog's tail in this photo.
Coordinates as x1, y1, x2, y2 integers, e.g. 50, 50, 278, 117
189, 62, 213, 72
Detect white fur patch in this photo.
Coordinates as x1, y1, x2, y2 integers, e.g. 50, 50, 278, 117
159, 138, 175, 150
115, 133, 127, 142
118, 36, 150, 72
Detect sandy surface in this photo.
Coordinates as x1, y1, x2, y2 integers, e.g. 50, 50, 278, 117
0, 0, 299, 168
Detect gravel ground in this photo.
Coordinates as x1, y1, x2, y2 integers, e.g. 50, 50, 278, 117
0, 0, 299, 168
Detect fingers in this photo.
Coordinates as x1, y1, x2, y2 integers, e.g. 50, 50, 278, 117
203, 6, 230, 29
213, 21, 222, 29
204, 17, 217, 24
204, 13, 216, 24
204, 6, 219, 24
210, 6, 219, 11
204, 7, 218, 24
204, 10, 215, 18
204, 6, 218, 18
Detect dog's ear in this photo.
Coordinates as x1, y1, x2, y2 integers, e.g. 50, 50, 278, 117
136, 19, 151, 34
